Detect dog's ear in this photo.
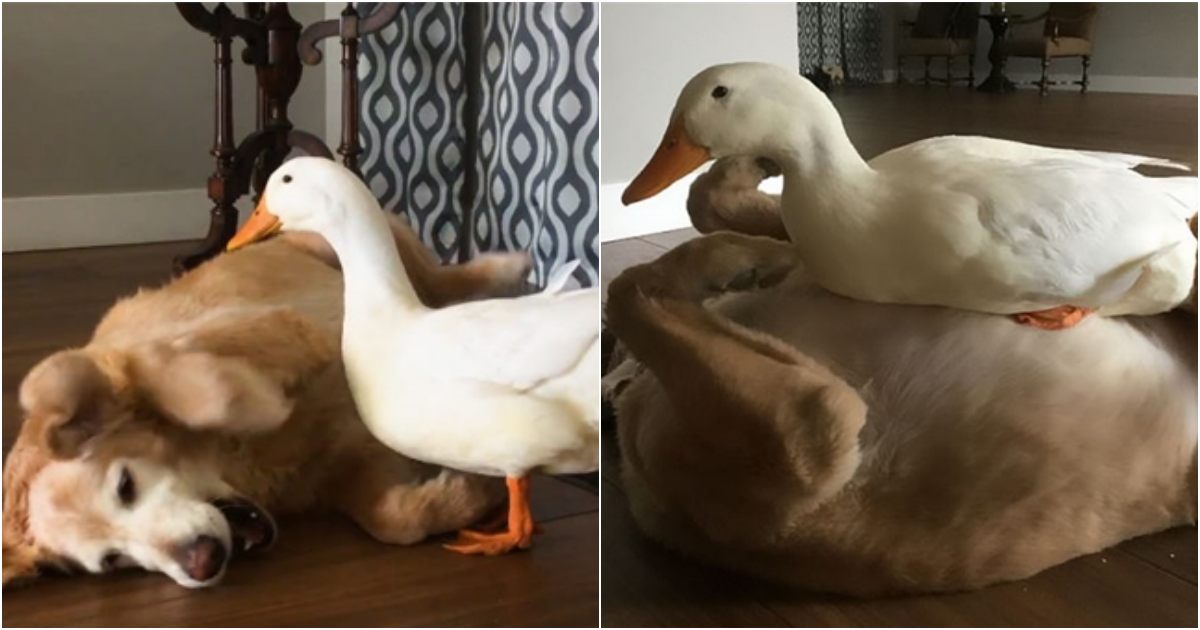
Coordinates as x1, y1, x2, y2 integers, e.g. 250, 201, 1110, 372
129, 307, 333, 434
131, 346, 296, 434
3, 437, 54, 588
19, 351, 117, 458
2, 538, 43, 587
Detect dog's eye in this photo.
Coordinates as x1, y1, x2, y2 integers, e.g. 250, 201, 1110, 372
100, 551, 124, 572
711, 85, 729, 99
282, 174, 293, 184
116, 468, 136, 506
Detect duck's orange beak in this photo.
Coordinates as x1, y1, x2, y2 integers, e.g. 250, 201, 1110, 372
226, 195, 282, 251
622, 116, 712, 205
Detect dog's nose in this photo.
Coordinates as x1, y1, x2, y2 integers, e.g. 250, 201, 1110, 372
174, 535, 227, 582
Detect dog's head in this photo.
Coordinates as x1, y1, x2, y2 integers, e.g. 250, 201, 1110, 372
4, 344, 292, 588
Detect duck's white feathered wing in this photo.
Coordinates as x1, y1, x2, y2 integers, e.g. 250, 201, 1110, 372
870, 135, 1194, 174
872, 136, 1197, 311
414, 287, 601, 397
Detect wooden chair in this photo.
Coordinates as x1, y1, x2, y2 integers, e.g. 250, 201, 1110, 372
1007, 3, 1100, 95
896, 3, 980, 87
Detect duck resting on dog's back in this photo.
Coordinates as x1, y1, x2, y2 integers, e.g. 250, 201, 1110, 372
3, 217, 530, 588
605, 156, 1197, 596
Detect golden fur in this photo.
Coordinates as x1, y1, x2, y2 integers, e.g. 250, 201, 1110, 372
4, 216, 529, 586
605, 158, 1198, 595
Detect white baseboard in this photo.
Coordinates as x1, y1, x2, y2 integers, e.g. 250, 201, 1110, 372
3, 189, 214, 252
1005, 72, 1198, 96
601, 174, 783, 243
884, 70, 1197, 95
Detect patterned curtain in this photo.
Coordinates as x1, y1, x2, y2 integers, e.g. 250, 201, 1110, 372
358, 2, 599, 288
796, 3, 884, 84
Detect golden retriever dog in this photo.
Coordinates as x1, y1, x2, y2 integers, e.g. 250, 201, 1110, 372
604, 157, 1197, 596
3, 217, 530, 588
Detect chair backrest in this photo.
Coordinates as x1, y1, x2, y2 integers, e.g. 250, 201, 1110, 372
1044, 3, 1099, 40
912, 3, 979, 40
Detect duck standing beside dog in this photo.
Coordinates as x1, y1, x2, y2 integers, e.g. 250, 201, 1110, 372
624, 62, 1198, 328
228, 158, 599, 555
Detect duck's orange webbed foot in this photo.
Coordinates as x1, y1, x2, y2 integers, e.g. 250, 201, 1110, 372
444, 476, 535, 555
1012, 305, 1094, 330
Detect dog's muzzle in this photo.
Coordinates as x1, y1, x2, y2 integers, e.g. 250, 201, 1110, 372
211, 497, 278, 556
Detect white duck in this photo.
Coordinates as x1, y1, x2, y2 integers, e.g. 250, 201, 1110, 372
623, 62, 1198, 329
227, 157, 599, 555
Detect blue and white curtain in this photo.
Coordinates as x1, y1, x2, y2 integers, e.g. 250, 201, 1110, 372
796, 3, 884, 84
358, 2, 599, 288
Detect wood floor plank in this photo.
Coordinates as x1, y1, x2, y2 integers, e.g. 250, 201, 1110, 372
600, 238, 667, 296
639, 228, 701, 251
600, 479, 789, 628
3, 512, 598, 627
1117, 525, 1198, 585
530, 475, 600, 523
761, 536, 1197, 627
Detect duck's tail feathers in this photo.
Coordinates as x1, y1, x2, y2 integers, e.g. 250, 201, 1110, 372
1076, 150, 1193, 173
542, 260, 582, 294
1151, 176, 1199, 221
1088, 240, 1189, 306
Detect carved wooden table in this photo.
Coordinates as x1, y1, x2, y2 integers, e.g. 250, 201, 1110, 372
174, 2, 398, 274
976, 12, 1021, 93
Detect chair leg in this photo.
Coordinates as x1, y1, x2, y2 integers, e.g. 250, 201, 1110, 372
1039, 57, 1050, 96
968, 54, 975, 86
1080, 56, 1090, 93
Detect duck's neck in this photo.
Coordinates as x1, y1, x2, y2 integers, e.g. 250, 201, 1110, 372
761, 102, 880, 246
322, 208, 423, 317
770, 106, 874, 197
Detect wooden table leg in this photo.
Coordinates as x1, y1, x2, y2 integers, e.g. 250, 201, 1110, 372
174, 5, 240, 274
977, 14, 1017, 93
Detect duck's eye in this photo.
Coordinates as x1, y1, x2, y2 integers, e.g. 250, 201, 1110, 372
282, 174, 293, 184
116, 468, 136, 506
711, 85, 729, 99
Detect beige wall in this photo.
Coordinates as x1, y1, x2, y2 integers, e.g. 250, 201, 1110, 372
2, 2, 328, 198
887, 3, 1198, 88
1001, 2, 1197, 78
600, 2, 800, 184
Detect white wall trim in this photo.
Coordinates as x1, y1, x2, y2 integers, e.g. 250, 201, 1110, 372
3, 189, 212, 252
601, 174, 783, 243
1005, 73, 1197, 96
601, 179, 692, 243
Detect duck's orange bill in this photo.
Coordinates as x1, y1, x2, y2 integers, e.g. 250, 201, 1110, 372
226, 196, 282, 251
621, 116, 712, 205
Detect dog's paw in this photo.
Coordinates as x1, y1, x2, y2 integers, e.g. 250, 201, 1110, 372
474, 251, 534, 293
722, 264, 793, 293
679, 232, 801, 296
697, 156, 777, 192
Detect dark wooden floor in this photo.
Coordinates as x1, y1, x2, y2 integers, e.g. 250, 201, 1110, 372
2, 242, 598, 627
600, 85, 1198, 627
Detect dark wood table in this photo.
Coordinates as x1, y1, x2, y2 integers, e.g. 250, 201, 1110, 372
977, 13, 1020, 93
172, 2, 398, 274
